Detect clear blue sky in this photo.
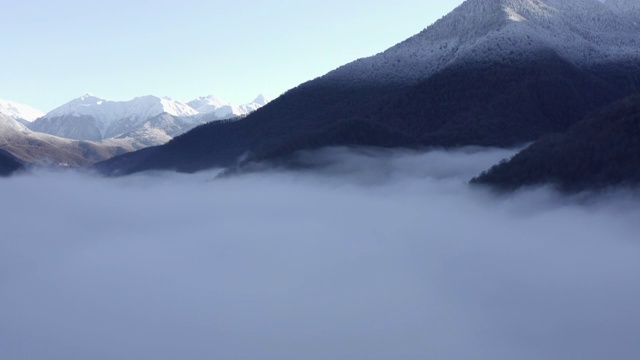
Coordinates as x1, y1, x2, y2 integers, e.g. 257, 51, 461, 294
1, 0, 465, 112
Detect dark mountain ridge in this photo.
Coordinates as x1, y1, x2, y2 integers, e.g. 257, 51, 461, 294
96, 0, 640, 176
472, 94, 640, 192
0, 149, 22, 177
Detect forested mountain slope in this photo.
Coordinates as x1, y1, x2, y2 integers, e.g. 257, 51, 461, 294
97, 0, 640, 175
473, 94, 640, 192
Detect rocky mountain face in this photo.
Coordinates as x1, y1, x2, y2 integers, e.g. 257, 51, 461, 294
29, 94, 270, 145
29, 94, 198, 142
96, 0, 640, 176
0, 94, 270, 169
0, 113, 138, 167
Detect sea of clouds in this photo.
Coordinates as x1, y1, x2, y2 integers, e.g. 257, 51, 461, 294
2, 147, 640, 360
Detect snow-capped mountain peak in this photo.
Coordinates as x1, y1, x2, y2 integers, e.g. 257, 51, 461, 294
128, 95, 199, 118
252, 94, 271, 106
29, 92, 271, 142
187, 95, 229, 113
326, 0, 640, 86
45, 94, 198, 124
46, 94, 108, 118
236, 94, 272, 115
187, 94, 272, 117
0, 98, 45, 122
34, 94, 199, 141
502, 0, 557, 22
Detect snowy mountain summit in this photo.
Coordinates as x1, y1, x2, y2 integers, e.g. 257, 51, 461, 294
29, 93, 270, 143
95, 0, 640, 176
187, 95, 229, 114
328, 0, 640, 86
40, 94, 199, 139
186, 94, 270, 119
251, 94, 271, 106
46, 94, 198, 122
0, 98, 44, 124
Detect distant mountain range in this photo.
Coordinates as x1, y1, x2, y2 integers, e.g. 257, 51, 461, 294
3, 0, 640, 191
0, 93, 270, 170
96, 0, 640, 178
28, 93, 270, 143
0, 113, 138, 168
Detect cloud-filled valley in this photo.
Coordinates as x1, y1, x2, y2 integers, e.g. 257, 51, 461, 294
2, 147, 640, 360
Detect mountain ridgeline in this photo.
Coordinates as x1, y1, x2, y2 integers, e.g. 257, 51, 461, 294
96, 0, 640, 176
0, 94, 270, 168
0, 113, 140, 167
29, 94, 269, 143
473, 94, 640, 191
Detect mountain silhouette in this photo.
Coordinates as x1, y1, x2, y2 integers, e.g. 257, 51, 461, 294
473, 94, 640, 191
97, 0, 640, 175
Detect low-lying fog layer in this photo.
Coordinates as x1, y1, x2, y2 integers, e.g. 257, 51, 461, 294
2, 147, 640, 360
